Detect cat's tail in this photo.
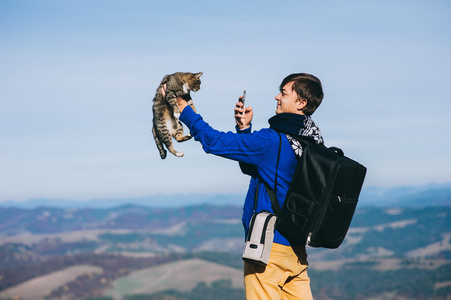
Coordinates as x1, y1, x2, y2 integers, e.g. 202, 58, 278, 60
152, 125, 167, 159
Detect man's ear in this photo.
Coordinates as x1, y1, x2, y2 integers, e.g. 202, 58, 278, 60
297, 98, 307, 111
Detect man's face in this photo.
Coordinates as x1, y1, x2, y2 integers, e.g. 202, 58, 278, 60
274, 81, 305, 115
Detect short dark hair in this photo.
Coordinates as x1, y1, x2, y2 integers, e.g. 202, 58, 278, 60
279, 73, 324, 116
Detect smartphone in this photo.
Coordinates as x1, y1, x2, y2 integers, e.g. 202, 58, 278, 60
240, 90, 246, 115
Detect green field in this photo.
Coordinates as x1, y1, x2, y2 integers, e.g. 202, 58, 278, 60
103, 258, 243, 298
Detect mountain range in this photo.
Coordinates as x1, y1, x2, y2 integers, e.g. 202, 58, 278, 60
1, 182, 451, 209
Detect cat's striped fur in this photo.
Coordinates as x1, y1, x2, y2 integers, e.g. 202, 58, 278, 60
152, 72, 203, 159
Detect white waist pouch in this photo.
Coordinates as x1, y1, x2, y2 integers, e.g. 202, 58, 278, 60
242, 211, 276, 266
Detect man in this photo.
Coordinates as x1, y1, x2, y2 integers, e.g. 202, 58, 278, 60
173, 73, 324, 299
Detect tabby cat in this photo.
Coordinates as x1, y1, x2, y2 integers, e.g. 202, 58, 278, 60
152, 72, 203, 159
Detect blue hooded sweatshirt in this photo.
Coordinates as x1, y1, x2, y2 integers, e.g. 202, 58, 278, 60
179, 105, 323, 246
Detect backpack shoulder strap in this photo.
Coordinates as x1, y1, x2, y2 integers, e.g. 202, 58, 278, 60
263, 133, 282, 216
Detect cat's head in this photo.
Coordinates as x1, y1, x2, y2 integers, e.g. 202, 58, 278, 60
188, 72, 203, 92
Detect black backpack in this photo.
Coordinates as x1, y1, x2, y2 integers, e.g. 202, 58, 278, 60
264, 134, 367, 248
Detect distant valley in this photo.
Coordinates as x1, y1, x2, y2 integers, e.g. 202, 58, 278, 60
0, 187, 450, 299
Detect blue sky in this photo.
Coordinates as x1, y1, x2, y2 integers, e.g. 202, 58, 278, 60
1, 0, 450, 204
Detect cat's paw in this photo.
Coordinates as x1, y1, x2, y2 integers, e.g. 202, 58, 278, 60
176, 134, 192, 142
176, 152, 184, 157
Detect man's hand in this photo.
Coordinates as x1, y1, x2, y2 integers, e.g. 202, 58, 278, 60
161, 84, 188, 113
234, 97, 253, 130
175, 96, 188, 112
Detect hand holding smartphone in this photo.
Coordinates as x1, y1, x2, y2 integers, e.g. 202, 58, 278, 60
235, 90, 252, 130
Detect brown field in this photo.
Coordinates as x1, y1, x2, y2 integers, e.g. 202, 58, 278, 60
0, 229, 137, 245
310, 257, 450, 272
406, 233, 451, 258
0, 265, 103, 300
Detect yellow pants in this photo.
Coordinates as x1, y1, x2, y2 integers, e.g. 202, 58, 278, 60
244, 243, 313, 300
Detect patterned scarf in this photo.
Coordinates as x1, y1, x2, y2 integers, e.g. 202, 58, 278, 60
269, 113, 323, 157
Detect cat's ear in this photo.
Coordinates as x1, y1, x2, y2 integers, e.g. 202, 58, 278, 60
196, 72, 203, 78
162, 75, 169, 84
